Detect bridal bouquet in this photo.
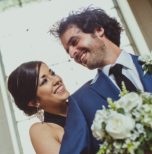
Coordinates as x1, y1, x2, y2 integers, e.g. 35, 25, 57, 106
91, 86, 152, 154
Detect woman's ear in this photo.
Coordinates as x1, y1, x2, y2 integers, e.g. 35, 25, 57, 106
28, 101, 39, 107
28, 96, 40, 107
94, 27, 104, 38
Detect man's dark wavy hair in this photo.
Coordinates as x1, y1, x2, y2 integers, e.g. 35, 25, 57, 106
50, 7, 123, 46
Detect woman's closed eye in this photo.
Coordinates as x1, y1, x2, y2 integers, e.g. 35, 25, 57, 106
39, 78, 48, 86
39, 69, 56, 86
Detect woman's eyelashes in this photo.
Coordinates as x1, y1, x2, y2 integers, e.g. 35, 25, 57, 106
40, 78, 48, 86
39, 70, 56, 86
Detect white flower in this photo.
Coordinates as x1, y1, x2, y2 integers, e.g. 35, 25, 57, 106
124, 140, 140, 154
140, 104, 152, 127
115, 92, 142, 112
140, 92, 152, 98
106, 111, 135, 139
91, 109, 109, 140
130, 130, 140, 141
113, 142, 122, 149
130, 124, 144, 141
132, 110, 141, 121
138, 54, 152, 63
92, 90, 152, 154
140, 92, 152, 102
135, 123, 145, 134
142, 104, 152, 112
138, 53, 152, 74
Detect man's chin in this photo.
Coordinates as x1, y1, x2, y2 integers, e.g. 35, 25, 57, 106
81, 62, 88, 68
77, 61, 96, 70
82, 63, 96, 70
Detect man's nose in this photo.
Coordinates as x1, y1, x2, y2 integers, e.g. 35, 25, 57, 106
69, 46, 79, 59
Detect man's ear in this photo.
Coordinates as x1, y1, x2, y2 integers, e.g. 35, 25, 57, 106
94, 27, 104, 38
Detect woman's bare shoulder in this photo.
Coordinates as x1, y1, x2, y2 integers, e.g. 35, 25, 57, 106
29, 122, 54, 137
29, 122, 63, 139
29, 122, 62, 154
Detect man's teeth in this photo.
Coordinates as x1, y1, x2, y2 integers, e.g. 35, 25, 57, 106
80, 52, 87, 63
78, 51, 86, 62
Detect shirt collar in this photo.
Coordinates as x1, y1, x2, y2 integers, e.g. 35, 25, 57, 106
115, 50, 133, 70
91, 50, 134, 84
102, 50, 134, 76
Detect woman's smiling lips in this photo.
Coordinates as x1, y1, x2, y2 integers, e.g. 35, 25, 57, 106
54, 84, 66, 95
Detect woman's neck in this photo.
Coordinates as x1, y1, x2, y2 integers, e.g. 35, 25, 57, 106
44, 101, 68, 117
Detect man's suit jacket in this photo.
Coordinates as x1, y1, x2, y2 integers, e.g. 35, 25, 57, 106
60, 54, 152, 154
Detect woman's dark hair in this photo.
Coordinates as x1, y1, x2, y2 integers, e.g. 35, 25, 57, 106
50, 7, 123, 46
8, 61, 43, 116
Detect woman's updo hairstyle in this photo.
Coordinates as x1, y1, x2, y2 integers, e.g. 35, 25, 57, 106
8, 61, 43, 116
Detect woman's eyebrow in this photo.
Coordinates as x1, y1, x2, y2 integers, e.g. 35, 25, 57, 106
40, 69, 51, 79
41, 74, 46, 79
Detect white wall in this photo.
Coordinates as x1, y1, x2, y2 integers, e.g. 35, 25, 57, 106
0, 55, 22, 154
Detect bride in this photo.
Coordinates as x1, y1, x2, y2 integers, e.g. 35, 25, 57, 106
8, 61, 69, 154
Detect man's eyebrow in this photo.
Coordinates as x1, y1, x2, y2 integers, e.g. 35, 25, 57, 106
66, 30, 80, 53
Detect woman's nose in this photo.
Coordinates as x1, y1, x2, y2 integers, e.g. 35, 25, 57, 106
51, 76, 61, 86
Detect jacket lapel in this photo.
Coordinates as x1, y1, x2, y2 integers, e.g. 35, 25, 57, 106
131, 55, 152, 92
90, 71, 120, 100
60, 96, 90, 154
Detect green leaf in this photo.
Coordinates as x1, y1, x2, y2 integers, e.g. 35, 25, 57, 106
107, 98, 116, 110
97, 146, 107, 154
136, 148, 144, 154
102, 122, 106, 130
146, 129, 152, 141
119, 81, 129, 96
117, 108, 125, 114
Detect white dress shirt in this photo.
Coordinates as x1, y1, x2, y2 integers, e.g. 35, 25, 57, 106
92, 51, 144, 91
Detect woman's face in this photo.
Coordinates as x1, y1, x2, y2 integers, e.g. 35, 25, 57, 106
36, 63, 69, 110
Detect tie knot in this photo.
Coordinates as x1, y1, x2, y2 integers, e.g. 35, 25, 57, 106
109, 64, 123, 75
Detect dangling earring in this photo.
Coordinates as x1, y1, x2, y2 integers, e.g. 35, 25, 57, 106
36, 103, 44, 123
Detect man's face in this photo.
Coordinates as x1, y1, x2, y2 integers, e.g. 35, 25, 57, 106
60, 25, 107, 69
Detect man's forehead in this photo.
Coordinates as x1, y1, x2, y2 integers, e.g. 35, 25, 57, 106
61, 26, 81, 42
65, 25, 81, 34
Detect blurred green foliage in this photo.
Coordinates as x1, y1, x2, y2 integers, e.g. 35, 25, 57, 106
0, 0, 40, 12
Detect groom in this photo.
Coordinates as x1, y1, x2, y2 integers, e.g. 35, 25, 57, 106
50, 7, 152, 154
